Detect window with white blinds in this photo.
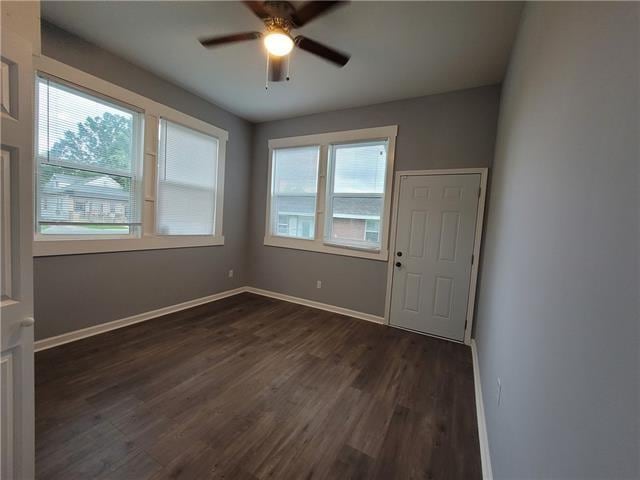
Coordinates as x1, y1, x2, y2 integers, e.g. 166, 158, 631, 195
265, 126, 396, 261
325, 141, 388, 250
35, 75, 143, 236
156, 119, 219, 235
269, 146, 320, 240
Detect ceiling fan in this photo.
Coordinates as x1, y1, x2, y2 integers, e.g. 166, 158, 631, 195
199, 1, 350, 84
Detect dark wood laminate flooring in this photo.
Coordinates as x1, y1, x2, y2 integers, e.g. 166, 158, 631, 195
36, 293, 481, 480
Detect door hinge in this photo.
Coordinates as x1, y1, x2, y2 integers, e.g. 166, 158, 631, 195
471, 254, 474, 265
478, 187, 481, 198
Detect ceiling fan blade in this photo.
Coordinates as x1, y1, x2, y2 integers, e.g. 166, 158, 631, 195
290, 1, 347, 27
294, 36, 350, 67
243, 1, 271, 19
199, 32, 262, 48
268, 55, 287, 82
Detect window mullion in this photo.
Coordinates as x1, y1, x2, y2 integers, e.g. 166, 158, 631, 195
143, 114, 158, 236
315, 144, 329, 243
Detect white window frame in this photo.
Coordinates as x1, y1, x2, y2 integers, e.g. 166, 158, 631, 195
32, 56, 228, 257
264, 126, 397, 261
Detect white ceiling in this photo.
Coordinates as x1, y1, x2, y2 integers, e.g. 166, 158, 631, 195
41, 1, 523, 122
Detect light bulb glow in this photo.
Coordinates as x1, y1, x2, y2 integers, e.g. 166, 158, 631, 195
264, 32, 294, 57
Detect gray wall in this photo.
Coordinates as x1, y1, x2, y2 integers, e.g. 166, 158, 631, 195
36, 22, 501, 339
35, 22, 253, 340
474, 3, 639, 479
249, 86, 501, 316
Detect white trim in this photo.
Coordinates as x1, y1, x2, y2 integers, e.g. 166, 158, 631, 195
32, 56, 228, 256
264, 235, 386, 261
33, 235, 225, 257
268, 125, 397, 149
384, 168, 488, 345
471, 339, 493, 480
34, 287, 245, 352
245, 287, 385, 324
264, 126, 397, 262
34, 286, 385, 352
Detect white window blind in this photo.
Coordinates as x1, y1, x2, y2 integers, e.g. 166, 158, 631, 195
270, 146, 320, 240
156, 118, 219, 235
325, 141, 388, 249
36, 75, 143, 236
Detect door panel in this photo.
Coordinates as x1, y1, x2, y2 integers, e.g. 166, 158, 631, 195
1, 26, 35, 480
1, 353, 14, 480
390, 174, 480, 341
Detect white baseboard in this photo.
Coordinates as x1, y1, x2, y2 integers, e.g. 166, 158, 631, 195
471, 339, 493, 480
245, 287, 385, 325
34, 287, 247, 352
35, 286, 384, 352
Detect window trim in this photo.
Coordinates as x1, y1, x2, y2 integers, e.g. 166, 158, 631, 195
32, 56, 228, 257
264, 126, 397, 261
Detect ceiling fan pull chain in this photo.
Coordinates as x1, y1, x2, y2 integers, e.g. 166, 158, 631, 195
265, 55, 270, 90
286, 54, 291, 82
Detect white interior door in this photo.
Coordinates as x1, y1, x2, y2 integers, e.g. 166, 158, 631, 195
1, 28, 35, 480
389, 174, 480, 341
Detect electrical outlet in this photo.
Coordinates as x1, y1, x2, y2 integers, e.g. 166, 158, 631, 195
228, 269, 234, 278
316, 280, 322, 289
496, 378, 502, 406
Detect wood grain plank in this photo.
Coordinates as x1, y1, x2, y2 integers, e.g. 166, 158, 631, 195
36, 293, 481, 480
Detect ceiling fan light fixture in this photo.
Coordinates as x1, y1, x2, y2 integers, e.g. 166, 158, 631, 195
264, 30, 294, 56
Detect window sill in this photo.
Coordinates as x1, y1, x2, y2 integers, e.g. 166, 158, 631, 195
264, 235, 388, 261
33, 235, 225, 257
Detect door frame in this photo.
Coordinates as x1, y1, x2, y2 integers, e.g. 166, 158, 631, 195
383, 168, 488, 345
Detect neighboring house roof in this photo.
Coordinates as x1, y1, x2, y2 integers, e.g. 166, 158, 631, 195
42, 173, 129, 201
275, 195, 381, 219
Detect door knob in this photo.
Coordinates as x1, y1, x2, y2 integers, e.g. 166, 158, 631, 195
396, 251, 403, 257
395, 262, 402, 268
21, 317, 34, 327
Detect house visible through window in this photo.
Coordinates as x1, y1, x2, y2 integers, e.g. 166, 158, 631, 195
269, 146, 320, 240
277, 214, 314, 238
365, 219, 380, 243
36, 75, 142, 236
325, 141, 387, 250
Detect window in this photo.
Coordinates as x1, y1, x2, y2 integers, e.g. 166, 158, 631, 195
365, 219, 380, 243
325, 141, 387, 250
265, 126, 396, 261
73, 201, 87, 213
277, 214, 315, 237
32, 56, 229, 257
269, 146, 320, 240
36, 75, 143, 236
156, 119, 219, 235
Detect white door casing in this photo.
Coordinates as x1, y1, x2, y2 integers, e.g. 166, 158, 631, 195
1, 25, 36, 480
388, 172, 484, 342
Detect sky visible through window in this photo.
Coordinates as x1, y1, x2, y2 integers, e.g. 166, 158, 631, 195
37, 77, 133, 161
333, 142, 387, 194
